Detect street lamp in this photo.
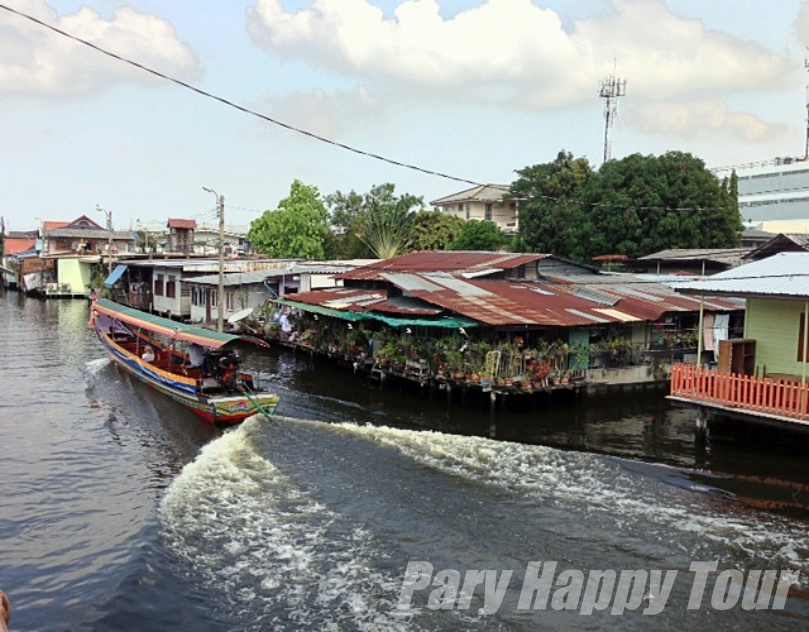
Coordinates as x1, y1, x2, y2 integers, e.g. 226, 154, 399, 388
202, 186, 225, 333
96, 204, 113, 272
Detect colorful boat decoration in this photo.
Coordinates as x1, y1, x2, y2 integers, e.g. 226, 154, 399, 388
91, 298, 279, 424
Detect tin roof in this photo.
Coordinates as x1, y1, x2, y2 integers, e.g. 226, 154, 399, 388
638, 248, 750, 266
400, 277, 637, 326
290, 270, 742, 329
430, 184, 510, 206
3, 238, 37, 255
674, 252, 809, 300
340, 251, 551, 281
46, 228, 136, 240
167, 219, 197, 230
42, 221, 69, 233
288, 288, 388, 311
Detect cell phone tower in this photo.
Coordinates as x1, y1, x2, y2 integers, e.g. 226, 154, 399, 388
599, 72, 627, 163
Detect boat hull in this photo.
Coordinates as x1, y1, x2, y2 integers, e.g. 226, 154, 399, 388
97, 331, 279, 425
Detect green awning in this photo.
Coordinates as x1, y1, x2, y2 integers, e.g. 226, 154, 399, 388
273, 299, 365, 322
274, 298, 478, 329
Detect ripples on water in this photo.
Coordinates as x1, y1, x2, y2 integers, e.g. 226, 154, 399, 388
2, 295, 809, 630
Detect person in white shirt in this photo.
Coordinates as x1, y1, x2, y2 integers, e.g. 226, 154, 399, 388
142, 346, 155, 363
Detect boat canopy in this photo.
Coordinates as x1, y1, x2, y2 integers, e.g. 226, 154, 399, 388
94, 298, 242, 349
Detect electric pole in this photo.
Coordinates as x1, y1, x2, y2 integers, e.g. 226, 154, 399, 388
804, 49, 809, 160
203, 187, 226, 332
599, 71, 627, 163
97, 204, 113, 272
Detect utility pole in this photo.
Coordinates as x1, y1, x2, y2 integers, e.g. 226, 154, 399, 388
803, 49, 809, 160
97, 204, 113, 273
599, 70, 627, 163
203, 187, 226, 332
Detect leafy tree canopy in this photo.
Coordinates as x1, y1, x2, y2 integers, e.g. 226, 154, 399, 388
326, 183, 423, 259
411, 211, 466, 251
515, 150, 742, 261
450, 220, 506, 251
249, 180, 329, 259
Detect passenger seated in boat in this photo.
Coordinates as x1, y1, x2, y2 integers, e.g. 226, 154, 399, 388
141, 346, 155, 363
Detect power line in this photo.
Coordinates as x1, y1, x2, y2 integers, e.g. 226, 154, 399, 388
0, 3, 739, 217
0, 2, 481, 187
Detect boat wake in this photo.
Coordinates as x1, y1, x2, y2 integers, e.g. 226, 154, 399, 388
159, 417, 422, 632
322, 420, 809, 580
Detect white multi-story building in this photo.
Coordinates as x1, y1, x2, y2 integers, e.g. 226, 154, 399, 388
431, 184, 518, 233
726, 158, 809, 223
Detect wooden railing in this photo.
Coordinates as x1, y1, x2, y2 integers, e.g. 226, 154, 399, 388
670, 364, 809, 420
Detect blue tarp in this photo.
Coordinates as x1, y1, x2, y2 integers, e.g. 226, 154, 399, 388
104, 264, 128, 288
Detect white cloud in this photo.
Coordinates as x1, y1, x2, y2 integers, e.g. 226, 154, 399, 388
247, 0, 791, 109
263, 86, 385, 138
625, 100, 788, 143
0, 0, 200, 96
796, 0, 809, 45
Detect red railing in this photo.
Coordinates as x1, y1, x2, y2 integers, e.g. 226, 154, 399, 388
670, 364, 809, 420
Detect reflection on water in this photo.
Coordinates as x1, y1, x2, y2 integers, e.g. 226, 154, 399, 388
1, 295, 808, 631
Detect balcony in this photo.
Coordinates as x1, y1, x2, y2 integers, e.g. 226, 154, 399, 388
670, 364, 809, 422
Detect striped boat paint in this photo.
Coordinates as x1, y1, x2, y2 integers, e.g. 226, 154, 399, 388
97, 331, 279, 425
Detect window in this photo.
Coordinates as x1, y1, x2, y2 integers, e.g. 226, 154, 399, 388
799, 313, 807, 362
457, 204, 463, 213
485, 204, 493, 221
226, 291, 234, 311
211, 290, 217, 307
166, 276, 176, 299
154, 273, 164, 296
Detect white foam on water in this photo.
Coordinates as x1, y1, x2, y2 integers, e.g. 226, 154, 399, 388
323, 421, 809, 578
84, 357, 111, 376
159, 417, 421, 632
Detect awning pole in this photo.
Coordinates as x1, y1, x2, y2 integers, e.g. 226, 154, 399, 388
696, 295, 705, 368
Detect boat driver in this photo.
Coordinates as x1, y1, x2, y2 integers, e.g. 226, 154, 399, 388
141, 346, 156, 363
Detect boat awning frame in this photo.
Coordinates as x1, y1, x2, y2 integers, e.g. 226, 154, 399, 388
93, 298, 242, 349
104, 264, 128, 287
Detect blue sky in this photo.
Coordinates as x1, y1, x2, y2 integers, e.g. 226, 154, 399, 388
2, 0, 808, 231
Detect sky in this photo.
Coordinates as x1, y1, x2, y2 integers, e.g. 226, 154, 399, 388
2, 0, 809, 231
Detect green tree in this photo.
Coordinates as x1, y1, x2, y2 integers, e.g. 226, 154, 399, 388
411, 211, 466, 250
513, 150, 594, 260
324, 189, 371, 259
514, 150, 742, 261
450, 220, 506, 251
325, 183, 423, 259
587, 152, 741, 257
249, 180, 329, 259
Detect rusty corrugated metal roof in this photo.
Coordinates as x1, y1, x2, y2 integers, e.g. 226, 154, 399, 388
339, 251, 551, 281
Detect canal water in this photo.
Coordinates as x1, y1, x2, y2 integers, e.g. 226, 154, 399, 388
1, 294, 809, 631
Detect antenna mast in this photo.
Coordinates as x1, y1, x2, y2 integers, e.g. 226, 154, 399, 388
599, 70, 627, 163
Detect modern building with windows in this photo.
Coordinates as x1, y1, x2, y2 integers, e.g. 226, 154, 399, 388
728, 159, 809, 223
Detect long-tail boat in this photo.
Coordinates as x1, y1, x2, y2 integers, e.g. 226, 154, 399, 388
90, 298, 279, 424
